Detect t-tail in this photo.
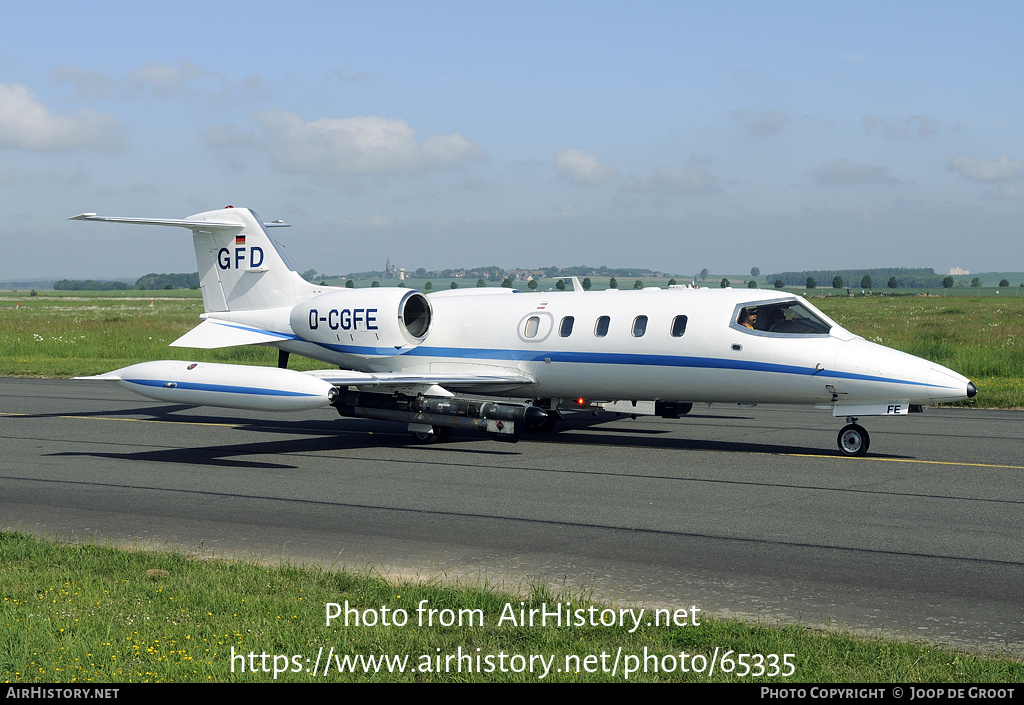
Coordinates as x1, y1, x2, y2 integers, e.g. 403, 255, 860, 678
69, 206, 317, 312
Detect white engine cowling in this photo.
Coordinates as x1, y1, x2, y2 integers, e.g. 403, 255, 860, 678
288, 288, 432, 356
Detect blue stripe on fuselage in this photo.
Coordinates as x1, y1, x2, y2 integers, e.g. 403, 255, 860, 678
305, 343, 944, 389
124, 378, 318, 397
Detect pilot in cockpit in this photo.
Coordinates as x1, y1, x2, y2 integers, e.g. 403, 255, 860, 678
738, 308, 757, 329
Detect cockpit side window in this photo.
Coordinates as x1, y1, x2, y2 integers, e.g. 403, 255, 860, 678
736, 302, 831, 335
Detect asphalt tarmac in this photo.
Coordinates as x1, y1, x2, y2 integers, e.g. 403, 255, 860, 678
2, 378, 1022, 656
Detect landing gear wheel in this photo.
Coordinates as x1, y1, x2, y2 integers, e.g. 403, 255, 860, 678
412, 426, 451, 444
837, 424, 869, 457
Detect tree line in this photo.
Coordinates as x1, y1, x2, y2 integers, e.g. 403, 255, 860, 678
54, 272, 199, 291
766, 268, 946, 289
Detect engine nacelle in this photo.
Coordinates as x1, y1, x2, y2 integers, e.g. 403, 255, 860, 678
289, 288, 432, 356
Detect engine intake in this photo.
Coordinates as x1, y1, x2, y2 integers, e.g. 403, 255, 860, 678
289, 288, 432, 356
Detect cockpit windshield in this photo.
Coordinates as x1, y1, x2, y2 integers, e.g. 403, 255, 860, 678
735, 301, 832, 335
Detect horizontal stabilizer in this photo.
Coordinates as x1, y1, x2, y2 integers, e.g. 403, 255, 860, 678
171, 320, 297, 349
69, 214, 242, 231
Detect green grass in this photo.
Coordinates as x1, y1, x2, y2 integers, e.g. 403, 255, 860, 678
2, 532, 1021, 683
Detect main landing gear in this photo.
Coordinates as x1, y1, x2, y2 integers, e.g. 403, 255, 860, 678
837, 417, 870, 457
411, 426, 451, 444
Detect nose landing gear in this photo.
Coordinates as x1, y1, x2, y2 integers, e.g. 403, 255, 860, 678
837, 417, 870, 457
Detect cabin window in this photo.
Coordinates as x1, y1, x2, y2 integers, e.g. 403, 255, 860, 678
595, 316, 610, 337
559, 316, 574, 337
735, 301, 832, 335
632, 315, 648, 337
524, 316, 540, 339
671, 315, 688, 337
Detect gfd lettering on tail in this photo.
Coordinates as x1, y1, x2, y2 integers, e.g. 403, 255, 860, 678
218, 247, 264, 270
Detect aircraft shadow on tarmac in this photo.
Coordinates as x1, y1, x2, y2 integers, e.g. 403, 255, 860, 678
28, 402, 912, 465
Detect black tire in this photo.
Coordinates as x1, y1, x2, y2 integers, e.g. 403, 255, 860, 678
837, 424, 870, 457
412, 426, 451, 444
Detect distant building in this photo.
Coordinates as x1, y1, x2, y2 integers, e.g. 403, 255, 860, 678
948, 266, 970, 276
384, 258, 398, 278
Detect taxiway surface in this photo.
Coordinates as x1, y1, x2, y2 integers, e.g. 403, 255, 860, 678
2, 378, 1022, 655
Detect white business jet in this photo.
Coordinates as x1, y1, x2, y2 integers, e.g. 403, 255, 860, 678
71, 206, 976, 456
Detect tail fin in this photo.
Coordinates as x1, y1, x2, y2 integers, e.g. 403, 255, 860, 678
70, 206, 317, 312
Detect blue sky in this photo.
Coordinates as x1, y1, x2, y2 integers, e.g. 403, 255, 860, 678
2, 1, 1022, 280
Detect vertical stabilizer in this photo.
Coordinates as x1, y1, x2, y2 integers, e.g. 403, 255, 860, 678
70, 207, 318, 312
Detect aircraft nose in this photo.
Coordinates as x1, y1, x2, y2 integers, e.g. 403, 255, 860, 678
926, 366, 975, 403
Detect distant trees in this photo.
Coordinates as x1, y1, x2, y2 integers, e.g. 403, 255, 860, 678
942, 276, 954, 289
720, 278, 730, 288
750, 267, 760, 277
887, 276, 898, 288
774, 279, 785, 288
609, 277, 618, 289
971, 277, 982, 288
476, 278, 486, 287
667, 278, 677, 286
555, 279, 566, 290
1000, 279, 1010, 287
860, 275, 873, 289
501, 278, 513, 288
582, 277, 593, 290
700, 268, 709, 282
528, 280, 538, 290
806, 277, 817, 289
345, 279, 355, 288
53, 279, 131, 291
747, 280, 757, 289
300, 268, 318, 282
633, 280, 644, 290
450, 281, 459, 289
371, 280, 380, 287
134, 272, 199, 290
832, 276, 844, 289
424, 282, 433, 291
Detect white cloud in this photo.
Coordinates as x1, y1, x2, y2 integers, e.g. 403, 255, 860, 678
988, 183, 1024, 201
947, 154, 1023, 183
0, 82, 122, 151
732, 109, 792, 137
812, 158, 897, 186
619, 166, 720, 195
553, 149, 618, 186
253, 110, 484, 175
863, 115, 937, 139
51, 65, 114, 100
125, 61, 205, 99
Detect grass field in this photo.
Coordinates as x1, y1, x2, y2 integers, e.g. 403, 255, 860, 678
2, 532, 1021, 683
1, 289, 1021, 406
